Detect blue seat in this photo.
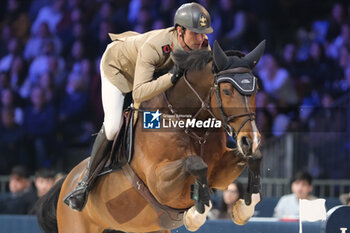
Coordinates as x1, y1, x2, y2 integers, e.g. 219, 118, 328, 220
325, 197, 342, 210
254, 197, 279, 217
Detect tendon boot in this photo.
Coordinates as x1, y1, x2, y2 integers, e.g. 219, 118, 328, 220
63, 126, 112, 211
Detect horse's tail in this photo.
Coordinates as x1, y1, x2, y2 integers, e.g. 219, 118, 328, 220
36, 176, 66, 233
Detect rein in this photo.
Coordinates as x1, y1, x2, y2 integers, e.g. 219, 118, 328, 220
164, 68, 256, 147
163, 71, 222, 157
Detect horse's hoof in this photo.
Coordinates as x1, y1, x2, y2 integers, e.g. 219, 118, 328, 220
232, 200, 250, 225
232, 193, 260, 225
183, 202, 212, 232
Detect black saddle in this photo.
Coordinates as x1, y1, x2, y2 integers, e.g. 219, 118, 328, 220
98, 108, 135, 176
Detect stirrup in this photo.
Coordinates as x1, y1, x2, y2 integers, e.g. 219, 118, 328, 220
63, 182, 89, 211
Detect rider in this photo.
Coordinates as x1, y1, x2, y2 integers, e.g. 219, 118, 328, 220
64, 2, 213, 211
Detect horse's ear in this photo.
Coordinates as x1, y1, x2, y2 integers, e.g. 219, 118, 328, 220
244, 40, 266, 69
213, 40, 229, 71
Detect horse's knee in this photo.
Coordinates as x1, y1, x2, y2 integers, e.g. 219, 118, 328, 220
183, 155, 208, 178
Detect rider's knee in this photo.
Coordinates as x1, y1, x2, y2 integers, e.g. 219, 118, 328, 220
103, 123, 119, 140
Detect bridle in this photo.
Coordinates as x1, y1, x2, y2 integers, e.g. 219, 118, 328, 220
164, 66, 257, 145
211, 67, 256, 140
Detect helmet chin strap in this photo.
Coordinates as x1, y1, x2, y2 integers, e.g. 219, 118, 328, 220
180, 27, 193, 51
181, 33, 193, 51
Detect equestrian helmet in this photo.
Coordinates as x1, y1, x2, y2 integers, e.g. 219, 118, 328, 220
174, 2, 213, 34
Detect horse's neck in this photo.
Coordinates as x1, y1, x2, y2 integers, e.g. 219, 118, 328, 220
167, 65, 213, 116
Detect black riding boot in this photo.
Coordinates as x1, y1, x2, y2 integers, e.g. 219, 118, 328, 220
63, 126, 112, 211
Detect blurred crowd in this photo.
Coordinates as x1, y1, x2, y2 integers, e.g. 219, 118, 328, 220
0, 165, 59, 215
2, 165, 349, 217
0, 0, 350, 178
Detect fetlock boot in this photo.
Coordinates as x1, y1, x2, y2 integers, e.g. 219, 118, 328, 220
63, 126, 112, 211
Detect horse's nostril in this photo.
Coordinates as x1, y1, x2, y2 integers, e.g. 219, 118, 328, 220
242, 137, 250, 147
240, 137, 253, 155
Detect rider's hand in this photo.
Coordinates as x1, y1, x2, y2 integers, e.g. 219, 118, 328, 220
170, 64, 184, 85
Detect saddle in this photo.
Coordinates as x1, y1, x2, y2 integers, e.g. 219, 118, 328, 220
99, 108, 135, 175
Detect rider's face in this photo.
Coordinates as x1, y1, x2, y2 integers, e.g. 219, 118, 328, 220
179, 28, 206, 50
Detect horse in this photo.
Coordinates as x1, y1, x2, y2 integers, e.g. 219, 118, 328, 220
36, 40, 265, 233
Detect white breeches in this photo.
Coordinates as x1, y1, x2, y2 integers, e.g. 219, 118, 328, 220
100, 71, 125, 141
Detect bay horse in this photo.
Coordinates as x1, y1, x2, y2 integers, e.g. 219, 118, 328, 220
36, 40, 265, 233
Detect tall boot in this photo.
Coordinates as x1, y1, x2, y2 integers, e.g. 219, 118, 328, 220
63, 126, 112, 211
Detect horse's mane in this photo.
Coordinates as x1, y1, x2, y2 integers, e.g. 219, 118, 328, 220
172, 49, 245, 72
172, 49, 212, 72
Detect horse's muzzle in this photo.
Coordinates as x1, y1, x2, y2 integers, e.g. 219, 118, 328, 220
237, 131, 261, 157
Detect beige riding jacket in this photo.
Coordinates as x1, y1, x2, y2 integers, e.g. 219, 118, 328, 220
101, 27, 209, 103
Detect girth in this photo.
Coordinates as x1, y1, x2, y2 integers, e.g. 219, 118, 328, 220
122, 163, 187, 229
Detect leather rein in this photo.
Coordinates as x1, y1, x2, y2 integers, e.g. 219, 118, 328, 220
164, 67, 256, 145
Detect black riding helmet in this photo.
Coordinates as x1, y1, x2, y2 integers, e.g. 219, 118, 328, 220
174, 2, 213, 34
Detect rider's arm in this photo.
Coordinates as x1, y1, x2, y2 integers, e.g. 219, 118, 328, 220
133, 42, 173, 103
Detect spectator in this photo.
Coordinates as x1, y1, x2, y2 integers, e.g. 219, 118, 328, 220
60, 21, 90, 58
308, 92, 346, 178
21, 45, 65, 98
326, 2, 345, 42
58, 72, 90, 144
273, 171, 316, 219
209, 182, 244, 219
31, 0, 66, 35
337, 65, 350, 95
301, 41, 334, 91
215, 0, 248, 50
258, 53, 298, 106
56, 0, 84, 37
1, 88, 23, 124
340, 192, 350, 206
94, 20, 113, 57
0, 107, 26, 174
89, 1, 118, 35
0, 24, 14, 58
23, 86, 57, 169
23, 22, 62, 61
9, 55, 28, 92
0, 165, 37, 214
280, 43, 299, 79
157, 0, 176, 26
66, 40, 85, 73
38, 71, 59, 105
0, 71, 11, 92
0, 37, 21, 72
327, 23, 350, 60
34, 168, 56, 198
133, 7, 153, 33
1, 0, 31, 42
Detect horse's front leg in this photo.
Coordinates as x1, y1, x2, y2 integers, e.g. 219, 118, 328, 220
182, 155, 212, 232
148, 155, 211, 232
232, 151, 262, 225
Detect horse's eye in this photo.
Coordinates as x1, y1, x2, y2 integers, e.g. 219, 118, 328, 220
222, 89, 231, 96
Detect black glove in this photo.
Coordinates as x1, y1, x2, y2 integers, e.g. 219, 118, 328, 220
170, 64, 184, 85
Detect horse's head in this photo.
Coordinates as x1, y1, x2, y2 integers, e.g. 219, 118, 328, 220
211, 40, 265, 157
